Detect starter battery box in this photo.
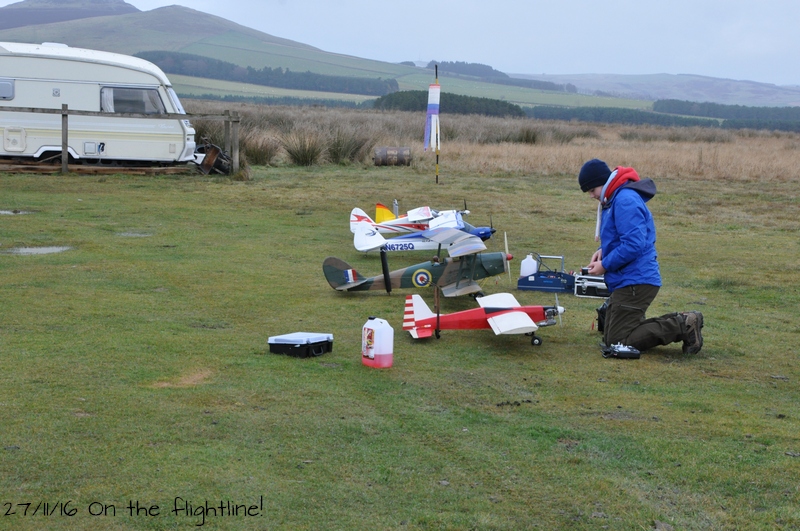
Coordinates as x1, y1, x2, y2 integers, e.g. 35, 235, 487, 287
268, 332, 334, 358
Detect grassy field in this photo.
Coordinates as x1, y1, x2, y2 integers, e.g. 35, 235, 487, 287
170, 71, 651, 110
170, 75, 376, 104
1, 124, 799, 529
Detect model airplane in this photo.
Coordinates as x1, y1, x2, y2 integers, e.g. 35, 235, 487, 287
350, 202, 495, 253
353, 209, 488, 253
403, 292, 565, 345
323, 245, 511, 297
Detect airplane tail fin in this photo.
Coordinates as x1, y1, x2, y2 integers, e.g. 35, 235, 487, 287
354, 221, 389, 252
403, 294, 436, 338
375, 202, 396, 223
350, 208, 375, 234
323, 257, 367, 290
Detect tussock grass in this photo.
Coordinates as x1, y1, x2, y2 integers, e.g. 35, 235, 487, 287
3, 108, 797, 529
185, 101, 800, 183
279, 128, 326, 166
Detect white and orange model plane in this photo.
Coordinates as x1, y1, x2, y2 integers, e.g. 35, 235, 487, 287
402, 292, 564, 346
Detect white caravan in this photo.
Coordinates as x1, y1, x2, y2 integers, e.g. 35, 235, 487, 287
0, 41, 196, 165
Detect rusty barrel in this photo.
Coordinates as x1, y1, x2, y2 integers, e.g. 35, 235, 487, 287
373, 147, 411, 166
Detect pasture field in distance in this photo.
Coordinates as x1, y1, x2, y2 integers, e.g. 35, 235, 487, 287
0, 108, 798, 529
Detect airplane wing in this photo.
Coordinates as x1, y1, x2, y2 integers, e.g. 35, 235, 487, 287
486, 311, 538, 335
477, 293, 537, 334
439, 281, 483, 297
406, 206, 434, 222
428, 210, 463, 230
424, 227, 486, 257
476, 293, 522, 308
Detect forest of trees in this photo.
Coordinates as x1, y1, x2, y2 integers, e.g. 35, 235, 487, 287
653, 99, 800, 132
424, 61, 576, 93
136, 51, 399, 96
526, 106, 718, 128
654, 99, 800, 121
526, 103, 800, 132
373, 90, 526, 118
426, 60, 509, 78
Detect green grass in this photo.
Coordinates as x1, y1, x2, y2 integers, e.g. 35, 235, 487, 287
0, 167, 798, 530
170, 74, 376, 104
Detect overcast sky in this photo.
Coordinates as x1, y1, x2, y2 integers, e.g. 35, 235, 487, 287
5, 0, 799, 86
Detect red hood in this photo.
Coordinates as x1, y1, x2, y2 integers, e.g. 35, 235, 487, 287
602, 166, 640, 204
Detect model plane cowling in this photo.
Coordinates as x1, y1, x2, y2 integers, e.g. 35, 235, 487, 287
322, 251, 511, 298
402, 293, 565, 345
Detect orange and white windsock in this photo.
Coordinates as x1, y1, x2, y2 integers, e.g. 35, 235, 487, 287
423, 83, 440, 152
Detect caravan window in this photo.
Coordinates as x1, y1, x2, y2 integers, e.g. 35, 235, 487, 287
0, 78, 14, 100
100, 87, 167, 114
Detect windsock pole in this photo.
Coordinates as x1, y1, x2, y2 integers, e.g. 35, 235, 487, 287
424, 65, 441, 184
434, 65, 440, 184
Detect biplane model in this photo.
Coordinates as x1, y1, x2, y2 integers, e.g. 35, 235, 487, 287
350, 202, 495, 253
402, 292, 565, 345
323, 228, 511, 297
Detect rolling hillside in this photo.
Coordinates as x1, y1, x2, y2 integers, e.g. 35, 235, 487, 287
1, 0, 798, 107
0, 0, 138, 30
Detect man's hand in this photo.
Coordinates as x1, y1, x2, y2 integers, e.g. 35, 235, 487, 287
587, 259, 606, 275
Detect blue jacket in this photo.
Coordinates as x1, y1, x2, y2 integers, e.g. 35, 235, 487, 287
599, 179, 661, 292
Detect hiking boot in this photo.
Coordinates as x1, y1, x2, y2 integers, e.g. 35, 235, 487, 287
681, 311, 704, 354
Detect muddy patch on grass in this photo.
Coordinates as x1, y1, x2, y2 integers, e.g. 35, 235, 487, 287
150, 369, 213, 389
117, 232, 153, 238
2, 246, 72, 255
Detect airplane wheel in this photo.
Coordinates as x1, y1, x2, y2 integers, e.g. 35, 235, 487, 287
531, 335, 543, 346
435, 330, 441, 339
472, 291, 485, 299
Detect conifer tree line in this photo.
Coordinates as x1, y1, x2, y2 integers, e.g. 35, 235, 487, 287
425, 61, 577, 93
373, 91, 526, 118
136, 51, 399, 96
531, 101, 800, 132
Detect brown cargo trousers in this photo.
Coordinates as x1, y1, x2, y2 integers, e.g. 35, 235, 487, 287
603, 284, 686, 351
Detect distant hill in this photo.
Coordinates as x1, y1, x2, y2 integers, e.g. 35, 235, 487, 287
510, 73, 800, 108
1, 0, 798, 107
0, 2, 319, 56
0, 0, 138, 30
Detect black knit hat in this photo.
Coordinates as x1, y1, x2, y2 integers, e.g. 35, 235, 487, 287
578, 159, 611, 192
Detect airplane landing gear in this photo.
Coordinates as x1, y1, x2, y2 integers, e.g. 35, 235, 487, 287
530, 334, 542, 346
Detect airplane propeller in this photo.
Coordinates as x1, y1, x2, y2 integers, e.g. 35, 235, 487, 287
554, 293, 564, 328
504, 231, 511, 280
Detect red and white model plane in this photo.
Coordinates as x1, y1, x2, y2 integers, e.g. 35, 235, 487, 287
403, 292, 564, 346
